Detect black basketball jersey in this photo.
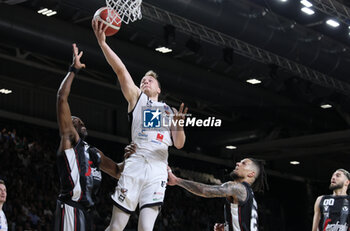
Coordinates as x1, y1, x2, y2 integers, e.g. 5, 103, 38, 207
319, 195, 350, 231
57, 139, 102, 209
224, 182, 258, 231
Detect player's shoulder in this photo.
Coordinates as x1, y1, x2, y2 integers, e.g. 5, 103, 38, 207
315, 195, 325, 204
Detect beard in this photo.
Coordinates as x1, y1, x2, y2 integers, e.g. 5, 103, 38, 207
79, 130, 88, 140
229, 170, 243, 180
329, 182, 343, 191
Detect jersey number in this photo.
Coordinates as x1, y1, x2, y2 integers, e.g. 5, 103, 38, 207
323, 199, 335, 206
250, 199, 258, 231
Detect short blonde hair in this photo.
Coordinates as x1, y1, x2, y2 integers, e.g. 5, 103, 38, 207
145, 70, 158, 79
144, 70, 161, 89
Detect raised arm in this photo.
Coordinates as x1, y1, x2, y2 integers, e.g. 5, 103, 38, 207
312, 196, 322, 231
57, 44, 85, 152
167, 168, 247, 202
92, 19, 140, 110
171, 103, 188, 149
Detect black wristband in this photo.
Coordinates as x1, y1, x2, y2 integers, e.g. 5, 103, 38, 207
68, 65, 80, 74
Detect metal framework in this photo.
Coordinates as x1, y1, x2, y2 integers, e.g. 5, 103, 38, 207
312, 0, 350, 27
142, 2, 350, 95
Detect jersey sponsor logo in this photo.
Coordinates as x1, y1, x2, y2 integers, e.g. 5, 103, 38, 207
324, 221, 348, 231
156, 133, 164, 142
154, 192, 164, 196
143, 108, 161, 128
151, 140, 162, 145
118, 188, 128, 202
161, 181, 167, 187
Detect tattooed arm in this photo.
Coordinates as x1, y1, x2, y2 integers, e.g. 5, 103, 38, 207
167, 167, 248, 202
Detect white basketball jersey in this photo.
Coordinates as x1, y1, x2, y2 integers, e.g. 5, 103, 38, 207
130, 93, 173, 163
0, 210, 7, 231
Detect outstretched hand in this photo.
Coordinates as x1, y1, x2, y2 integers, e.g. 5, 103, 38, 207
72, 43, 86, 69
214, 223, 225, 231
172, 103, 188, 126
92, 18, 108, 46
167, 166, 179, 186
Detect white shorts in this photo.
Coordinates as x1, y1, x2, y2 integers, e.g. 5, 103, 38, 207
111, 156, 167, 213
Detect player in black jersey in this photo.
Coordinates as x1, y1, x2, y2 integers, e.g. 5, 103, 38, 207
168, 158, 267, 231
55, 43, 136, 231
312, 169, 350, 231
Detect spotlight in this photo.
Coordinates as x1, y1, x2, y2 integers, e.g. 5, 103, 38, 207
301, 7, 315, 15
300, 0, 313, 7
155, 47, 172, 53
326, 19, 340, 27
246, 79, 262, 85
225, 145, 237, 150
290, 161, 300, 165
320, 104, 332, 109
0, 88, 12, 94
37, 8, 57, 17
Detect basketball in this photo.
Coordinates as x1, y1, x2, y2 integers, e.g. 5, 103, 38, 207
93, 7, 122, 36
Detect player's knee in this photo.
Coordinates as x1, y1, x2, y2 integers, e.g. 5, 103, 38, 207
108, 220, 126, 231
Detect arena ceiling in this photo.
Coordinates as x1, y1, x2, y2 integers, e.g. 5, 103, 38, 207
1, 0, 350, 182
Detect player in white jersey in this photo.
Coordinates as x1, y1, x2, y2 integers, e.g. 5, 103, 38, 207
0, 180, 7, 231
92, 20, 187, 231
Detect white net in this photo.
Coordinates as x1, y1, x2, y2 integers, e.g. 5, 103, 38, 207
106, 0, 142, 24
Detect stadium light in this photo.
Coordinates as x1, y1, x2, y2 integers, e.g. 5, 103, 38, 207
300, 0, 313, 8
301, 7, 315, 15
37, 8, 57, 17
320, 104, 332, 109
0, 88, 12, 94
326, 19, 340, 28
225, 145, 237, 150
155, 47, 172, 53
246, 79, 262, 85
290, 161, 300, 165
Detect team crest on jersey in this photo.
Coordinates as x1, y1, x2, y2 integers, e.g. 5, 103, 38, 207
146, 99, 153, 107
143, 107, 162, 128
343, 206, 349, 212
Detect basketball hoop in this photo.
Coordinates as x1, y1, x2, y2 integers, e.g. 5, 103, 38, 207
105, 0, 142, 24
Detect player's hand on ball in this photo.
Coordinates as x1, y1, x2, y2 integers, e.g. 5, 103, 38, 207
72, 43, 86, 69
92, 18, 108, 46
124, 142, 137, 159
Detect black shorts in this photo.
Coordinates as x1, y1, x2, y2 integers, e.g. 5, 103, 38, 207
54, 200, 92, 231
